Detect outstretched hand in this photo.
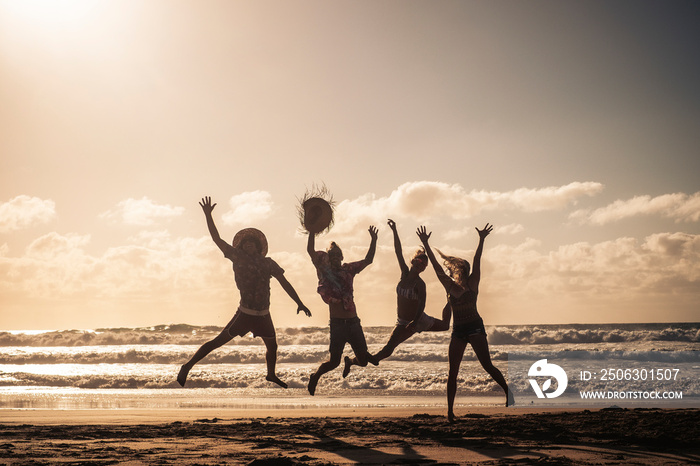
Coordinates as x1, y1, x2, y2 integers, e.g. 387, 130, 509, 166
416, 226, 431, 244
387, 219, 397, 231
476, 223, 493, 239
368, 225, 378, 241
199, 196, 216, 215
297, 305, 312, 317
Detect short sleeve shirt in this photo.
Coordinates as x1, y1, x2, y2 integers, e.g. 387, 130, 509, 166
224, 248, 284, 311
311, 250, 368, 313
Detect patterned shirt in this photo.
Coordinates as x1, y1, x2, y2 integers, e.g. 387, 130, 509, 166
311, 251, 369, 313
224, 248, 284, 311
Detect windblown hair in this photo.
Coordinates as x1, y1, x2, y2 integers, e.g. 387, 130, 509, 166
410, 248, 428, 270
436, 249, 470, 287
410, 248, 427, 262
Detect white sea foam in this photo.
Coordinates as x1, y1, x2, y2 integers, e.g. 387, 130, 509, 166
0, 323, 697, 409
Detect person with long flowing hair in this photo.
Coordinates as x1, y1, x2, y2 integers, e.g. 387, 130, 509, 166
417, 224, 512, 421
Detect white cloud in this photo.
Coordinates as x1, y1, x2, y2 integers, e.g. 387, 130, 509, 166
487, 232, 700, 297
0, 230, 221, 300
26, 232, 91, 260
100, 197, 184, 226
0, 195, 56, 233
327, 181, 602, 240
221, 191, 275, 226
570, 192, 700, 225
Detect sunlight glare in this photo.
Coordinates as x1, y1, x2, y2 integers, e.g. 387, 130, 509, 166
1, 0, 102, 28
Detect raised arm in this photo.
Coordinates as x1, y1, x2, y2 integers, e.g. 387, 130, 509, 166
200, 197, 233, 255
306, 230, 317, 260
364, 225, 378, 264
416, 226, 456, 293
388, 219, 408, 274
467, 223, 492, 292
275, 274, 312, 317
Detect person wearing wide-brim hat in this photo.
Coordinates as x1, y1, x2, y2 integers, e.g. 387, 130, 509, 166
304, 213, 380, 396
177, 196, 312, 389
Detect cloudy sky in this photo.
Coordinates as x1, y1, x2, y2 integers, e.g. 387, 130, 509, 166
1, 0, 698, 330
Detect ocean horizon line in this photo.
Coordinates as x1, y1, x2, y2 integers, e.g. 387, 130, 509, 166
3, 320, 699, 334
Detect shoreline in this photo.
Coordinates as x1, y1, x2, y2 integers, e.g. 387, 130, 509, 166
1, 407, 698, 464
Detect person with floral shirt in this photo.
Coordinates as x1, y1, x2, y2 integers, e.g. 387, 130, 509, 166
177, 197, 311, 389
306, 225, 378, 395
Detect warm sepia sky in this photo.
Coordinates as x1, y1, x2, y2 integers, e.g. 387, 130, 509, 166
1, 0, 698, 330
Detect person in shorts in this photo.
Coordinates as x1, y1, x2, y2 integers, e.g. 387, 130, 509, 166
343, 219, 450, 378
306, 225, 378, 395
177, 196, 311, 389
418, 223, 512, 421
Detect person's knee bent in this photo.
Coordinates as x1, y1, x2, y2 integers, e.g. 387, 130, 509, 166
355, 354, 368, 367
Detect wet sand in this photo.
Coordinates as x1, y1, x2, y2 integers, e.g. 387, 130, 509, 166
1, 407, 698, 464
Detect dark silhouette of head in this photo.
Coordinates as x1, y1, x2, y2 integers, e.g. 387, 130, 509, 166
327, 242, 343, 265
241, 238, 262, 255
410, 249, 428, 273
437, 249, 470, 286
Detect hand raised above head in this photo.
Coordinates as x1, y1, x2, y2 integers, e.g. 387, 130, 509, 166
476, 223, 493, 239
368, 225, 379, 240
387, 219, 397, 231
416, 226, 431, 243
199, 196, 216, 214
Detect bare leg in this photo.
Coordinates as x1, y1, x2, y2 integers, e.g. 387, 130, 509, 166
447, 337, 467, 422
262, 337, 287, 389
344, 325, 413, 378
370, 325, 415, 363
308, 351, 342, 396
468, 333, 511, 406
177, 329, 234, 387
412, 303, 452, 333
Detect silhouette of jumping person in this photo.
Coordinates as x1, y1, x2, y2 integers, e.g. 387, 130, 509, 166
343, 219, 450, 378
177, 196, 311, 389
306, 226, 379, 395
417, 224, 512, 421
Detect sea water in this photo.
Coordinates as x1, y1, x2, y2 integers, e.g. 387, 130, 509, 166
0, 323, 698, 410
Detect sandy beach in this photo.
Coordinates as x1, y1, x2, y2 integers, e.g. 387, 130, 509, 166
1, 407, 698, 465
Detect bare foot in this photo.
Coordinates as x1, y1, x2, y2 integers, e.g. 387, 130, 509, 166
177, 365, 189, 387
506, 389, 515, 407
307, 372, 319, 396
342, 356, 352, 378
266, 374, 288, 389
447, 411, 456, 423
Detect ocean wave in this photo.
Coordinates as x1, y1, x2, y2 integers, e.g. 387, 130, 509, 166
2, 323, 697, 347
0, 361, 504, 394
0, 343, 515, 366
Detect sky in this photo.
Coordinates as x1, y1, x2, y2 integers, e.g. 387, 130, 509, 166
1, 0, 698, 330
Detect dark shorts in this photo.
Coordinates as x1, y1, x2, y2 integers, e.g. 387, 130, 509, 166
225, 309, 276, 339
451, 318, 486, 342
329, 317, 368, 357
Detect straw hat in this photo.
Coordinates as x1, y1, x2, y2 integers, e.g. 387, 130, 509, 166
232, 228, 268, 256
297, 184, 335, 235
302, 197, 334, 235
